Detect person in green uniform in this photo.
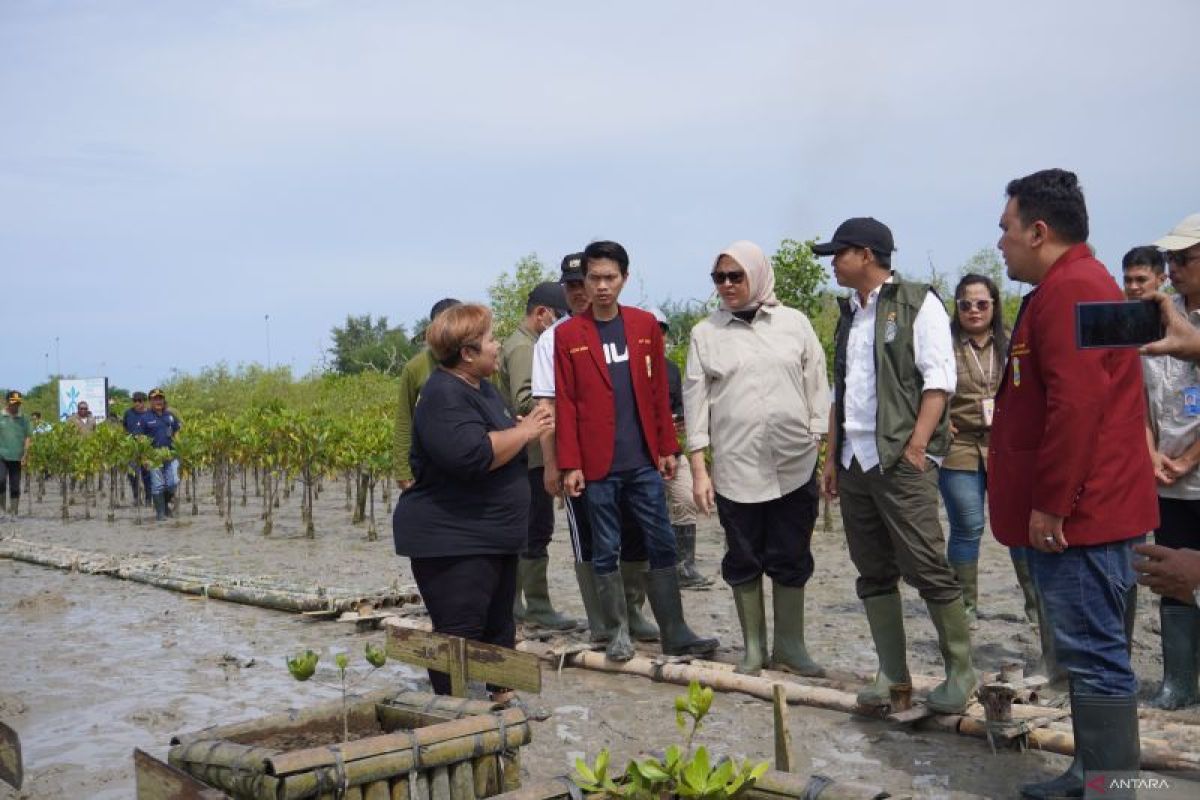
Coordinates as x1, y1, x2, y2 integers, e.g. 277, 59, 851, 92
0, 391, 33, 520
395, 298, 461, 489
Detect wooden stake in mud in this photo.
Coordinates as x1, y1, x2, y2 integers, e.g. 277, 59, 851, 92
771, 684, 794, 773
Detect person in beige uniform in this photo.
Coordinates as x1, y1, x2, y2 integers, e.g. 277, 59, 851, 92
686, 240, 829, 675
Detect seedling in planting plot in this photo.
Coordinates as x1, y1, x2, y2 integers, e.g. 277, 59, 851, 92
286, 642, 389, 742
574, 680, 769, 800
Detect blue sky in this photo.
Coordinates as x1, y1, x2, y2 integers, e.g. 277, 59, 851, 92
3, 0, 1197, 392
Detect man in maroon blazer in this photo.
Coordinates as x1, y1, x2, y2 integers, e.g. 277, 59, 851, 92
554, 240, 718, 662
989, 169, 1157, 800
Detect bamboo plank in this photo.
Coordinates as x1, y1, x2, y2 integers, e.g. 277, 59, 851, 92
500, 753, 520, 794
771, 684, 793, 773
391, 776, 410, 800
345, 787, 363, 800
430, 766, 452, 800
364, 781, 391, 800
448, 760, 475, 800
172, 689, 399, 747
749, 769, 910, 800
472, 755, 499, 798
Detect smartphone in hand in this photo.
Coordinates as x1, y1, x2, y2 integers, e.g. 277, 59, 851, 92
1076, 300, 1163, 349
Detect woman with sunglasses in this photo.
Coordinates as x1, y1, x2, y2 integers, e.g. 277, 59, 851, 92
940, 275, 1039, 634
684, 240, 830, 676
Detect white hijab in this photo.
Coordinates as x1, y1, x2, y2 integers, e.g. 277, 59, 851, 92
714, 240, 778, 312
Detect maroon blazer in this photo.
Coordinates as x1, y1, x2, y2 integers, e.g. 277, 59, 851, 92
554, 306, 677, 481
988, 243, 1158, 547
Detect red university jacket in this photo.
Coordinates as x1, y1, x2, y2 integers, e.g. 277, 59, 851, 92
988, 243, 1158, 547
554, 306, 678, 481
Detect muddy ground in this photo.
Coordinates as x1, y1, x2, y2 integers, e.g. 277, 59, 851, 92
1, 477, 1197, 799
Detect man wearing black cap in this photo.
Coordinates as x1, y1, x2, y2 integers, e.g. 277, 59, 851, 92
532, 253, 660, 645
814, 218, 977, 714
499, 281, 578, 630
0, 391, 32, 520
395, 298, 461, 490
143, 388, 183, 521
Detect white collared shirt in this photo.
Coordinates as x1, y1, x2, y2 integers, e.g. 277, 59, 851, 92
840, 278, 956, 471
531, 315, 570, 399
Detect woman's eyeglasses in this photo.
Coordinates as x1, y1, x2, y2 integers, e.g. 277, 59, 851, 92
710, 271, 746, 285
956, 299, 993, 312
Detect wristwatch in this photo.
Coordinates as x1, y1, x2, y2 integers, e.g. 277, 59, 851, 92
1194, 586, 1200, 608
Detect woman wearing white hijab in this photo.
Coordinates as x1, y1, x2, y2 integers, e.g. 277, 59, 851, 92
683, 240, 831, 676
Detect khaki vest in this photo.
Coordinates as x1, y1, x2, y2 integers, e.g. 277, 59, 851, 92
833, 277, 951, 470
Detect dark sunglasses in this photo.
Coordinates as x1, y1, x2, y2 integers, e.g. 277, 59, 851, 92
710, 271, 746, 285
956, 299, 993, 312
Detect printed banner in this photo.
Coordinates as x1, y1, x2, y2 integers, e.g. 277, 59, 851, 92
58, 377, 108, 421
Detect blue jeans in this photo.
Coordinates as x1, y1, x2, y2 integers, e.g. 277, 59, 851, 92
584, 465, 677, 575
1028, 540, 1137, 696
938, 467, 986, 564
149, 458, 180, 495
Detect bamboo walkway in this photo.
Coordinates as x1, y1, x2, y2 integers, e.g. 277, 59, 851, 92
0, 536, 419, 615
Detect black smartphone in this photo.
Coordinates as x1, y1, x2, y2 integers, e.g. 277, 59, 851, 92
1075, 300, 1163, 349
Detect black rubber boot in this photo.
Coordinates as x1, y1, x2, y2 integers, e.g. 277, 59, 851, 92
620, 561, 660, 642
1147, 603, 1200, 710
152, 493, 167, 522
164, 489, 175, 518
522, 556, 578, 631
513, 558, 530, 622
1020, 687, 1140, 799
643, 566, 719, 657
593, 569, 636, 661
1011, 553, 1041, 629
674, 524, 712, 589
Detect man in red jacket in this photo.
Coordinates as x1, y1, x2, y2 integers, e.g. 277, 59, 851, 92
555, 240, 718, 662
989, 169, 1157, 800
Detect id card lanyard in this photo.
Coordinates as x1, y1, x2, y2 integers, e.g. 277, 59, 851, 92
966, 339, 997, 427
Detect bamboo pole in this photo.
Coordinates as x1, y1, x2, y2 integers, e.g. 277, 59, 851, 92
536, 648, 1200, 773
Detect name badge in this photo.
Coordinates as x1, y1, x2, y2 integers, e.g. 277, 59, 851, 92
980, 397, 995, 427
1184, 386, 1200, 417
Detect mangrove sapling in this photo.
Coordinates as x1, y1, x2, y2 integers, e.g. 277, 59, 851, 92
286, 642, 389, 743
574, 680, 768, 800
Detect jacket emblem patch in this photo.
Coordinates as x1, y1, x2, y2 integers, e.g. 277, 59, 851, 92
884, 311, 898, 343
1012, 357, 1021, 387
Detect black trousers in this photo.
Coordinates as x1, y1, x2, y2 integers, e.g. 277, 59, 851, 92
410, 554, 518, 694
1155, 497, 1200, 607
564, 493, 648, 563
716, 478, 819, 588
523, 468, 555, 559
0, 461, 22, 500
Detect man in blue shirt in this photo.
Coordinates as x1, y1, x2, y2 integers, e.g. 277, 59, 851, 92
123, 392, 153, 506
143, 388, 182, 521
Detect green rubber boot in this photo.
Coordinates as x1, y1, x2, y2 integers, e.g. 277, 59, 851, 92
1011, 553, 1040, 629
620, 561, 660, 642
951, 561, 979, 629
513, 558, 530, 622
522, 556, 578, 631
1148, 603, 1200, 710
594, 569, 635, 662
1020, 688, 1140, 800
574, 562, 609, 644
674, 524, 712, 588
925, 597, 978, 714
152, 492, 167, 522
1035, 590, 1069, 692
857, 592, 912, 708
731, 578, 767, 675
770, 582, 825, 677
644, 567, 719, 656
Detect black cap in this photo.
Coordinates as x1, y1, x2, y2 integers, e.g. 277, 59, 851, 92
527, 282, 570, 314
132, 391, 147, 401
559, 252, 585, 283
811, 217, 896, 257
429, 297, 461, 320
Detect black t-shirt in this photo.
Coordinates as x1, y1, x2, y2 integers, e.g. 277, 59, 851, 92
392, 369, 529, 558
594, 314, 652, 473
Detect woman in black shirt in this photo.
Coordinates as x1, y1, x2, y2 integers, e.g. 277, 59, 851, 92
393, 303, 553, 698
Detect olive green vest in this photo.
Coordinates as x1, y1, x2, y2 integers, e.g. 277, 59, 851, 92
833, 277, 951, 471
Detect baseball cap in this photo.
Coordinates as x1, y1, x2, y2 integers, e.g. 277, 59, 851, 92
649, 307, 669, 329
811, 217, 896, 257
1154, 213, 1200, 252
148, 388, 165, 400
527, 281, 570, 314
6, 391, 22, 405
560, 252, 585, 283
